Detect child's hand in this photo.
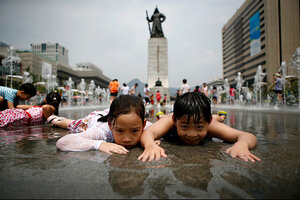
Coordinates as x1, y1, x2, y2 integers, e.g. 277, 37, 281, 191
138, 143, 167, 162
99, 142, 129, 155
225, 142, 261, 162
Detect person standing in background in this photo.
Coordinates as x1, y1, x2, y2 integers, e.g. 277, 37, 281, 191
120, 83, 130, 95
273, 73, 283, 109
229, 87, 236, 105
156, 90, 161, 104
201, 83, 208, 96
108, 79, 120, 104
179, 79, 190, 96
130, 83, 139, 96
143, 84, 152, 105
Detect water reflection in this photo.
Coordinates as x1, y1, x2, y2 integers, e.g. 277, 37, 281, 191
0, 108, 299, 198
109, 170, 149, 198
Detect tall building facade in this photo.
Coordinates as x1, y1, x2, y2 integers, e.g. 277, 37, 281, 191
31, 43, 69, 66
222, 0, 300, 87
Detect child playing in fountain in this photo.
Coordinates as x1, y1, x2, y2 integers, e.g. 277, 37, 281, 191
0, 83, 37, 111
213, 111, 227, 123
138, 92, 261, 163
56, 95, 154, 154
0, 91, 61, 127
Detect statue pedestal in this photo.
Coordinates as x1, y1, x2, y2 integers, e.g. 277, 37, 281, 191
148, 37, 170, 100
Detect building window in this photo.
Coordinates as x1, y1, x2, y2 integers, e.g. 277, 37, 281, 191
41, 43, 46, 52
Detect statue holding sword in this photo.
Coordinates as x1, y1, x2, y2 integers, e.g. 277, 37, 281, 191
146, 6, 166, 38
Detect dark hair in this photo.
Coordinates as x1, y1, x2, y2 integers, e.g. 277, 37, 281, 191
41, 91, 61, 115
19, 83, 37, 97
123, 83, 127, 87
173, 92, 211, 123
98, 95, 145, 126
183, 79, 187, 84
145, 83, 148, 87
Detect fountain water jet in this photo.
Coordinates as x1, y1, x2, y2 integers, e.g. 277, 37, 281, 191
1, 46, 21, 88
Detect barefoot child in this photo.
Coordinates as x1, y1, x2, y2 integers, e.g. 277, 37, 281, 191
138, 92, 261, 163
56, 95, 153, 154
0, 91, 61, 127
48, 109, 110, 132
212, 111, 227, 123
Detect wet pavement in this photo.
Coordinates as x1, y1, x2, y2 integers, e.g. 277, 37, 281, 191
0, 105, 300, 199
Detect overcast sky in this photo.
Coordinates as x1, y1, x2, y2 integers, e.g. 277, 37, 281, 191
0, 0, 245, 88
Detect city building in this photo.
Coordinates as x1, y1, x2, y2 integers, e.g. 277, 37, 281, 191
31, 42, 69, 66
1, 41, 110, 89
57, 62, 110, 88
207, 77, 224, 89
222, 0, 300, 87
18, 50, 57, 81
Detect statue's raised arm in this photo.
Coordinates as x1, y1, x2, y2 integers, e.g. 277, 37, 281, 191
146, 6, 166, 38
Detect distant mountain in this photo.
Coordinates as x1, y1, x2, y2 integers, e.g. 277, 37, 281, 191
126, 78, 145, 96
126, 78, 179, 97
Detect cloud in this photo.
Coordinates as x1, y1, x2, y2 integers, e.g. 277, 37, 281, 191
0, 0, 245, 88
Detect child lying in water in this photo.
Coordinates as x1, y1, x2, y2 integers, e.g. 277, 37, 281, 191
0, 92, 61, 127
138, 92, 261, 163
56, 95, 153, 154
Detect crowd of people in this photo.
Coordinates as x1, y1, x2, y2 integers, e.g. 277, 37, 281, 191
1, 77, 274, 164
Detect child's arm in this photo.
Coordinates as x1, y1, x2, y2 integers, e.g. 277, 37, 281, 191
7, 101, 15, 109
207, 118, 261, 162
42, 105, 55, 119
138, 114, 173, 162
56, 126, 128, 154
16, 105, 32, 110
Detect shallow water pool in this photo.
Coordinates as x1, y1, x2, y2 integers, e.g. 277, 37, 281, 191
0, 106, 299, 198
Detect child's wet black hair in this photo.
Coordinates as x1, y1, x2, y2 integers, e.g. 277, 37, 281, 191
98, 95, 145, 126
41, 91, 61, 115
173, 92, 211, 123
19, 83, 37, 97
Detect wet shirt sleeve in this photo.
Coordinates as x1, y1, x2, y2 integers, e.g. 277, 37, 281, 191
56, 123, 113, 151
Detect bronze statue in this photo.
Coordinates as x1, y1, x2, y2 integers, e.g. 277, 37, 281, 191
146, 7, 166, 38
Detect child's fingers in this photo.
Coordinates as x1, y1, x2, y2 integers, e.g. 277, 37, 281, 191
154, 152, 161, 161
161, 150, 167, 158
110, 148, 128, 154
138, 152, 150, 162
148, 153, 155, 162
250, 153, 261, 162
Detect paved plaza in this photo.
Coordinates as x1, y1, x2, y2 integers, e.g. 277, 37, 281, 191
0, 106, 299, 198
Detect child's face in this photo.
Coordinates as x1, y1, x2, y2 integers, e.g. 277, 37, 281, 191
220, 115, 226, 121
109, 113, 145, 149
19, 91, 32, 100
174, 115, 209, 145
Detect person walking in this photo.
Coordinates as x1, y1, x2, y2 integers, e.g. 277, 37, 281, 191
143, 84, 152, 105
120, 83, 130, 95
130, 83, 139, 96
179, 79, 190, 96
108, 79, 120, 104
273, 73, 283, 109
